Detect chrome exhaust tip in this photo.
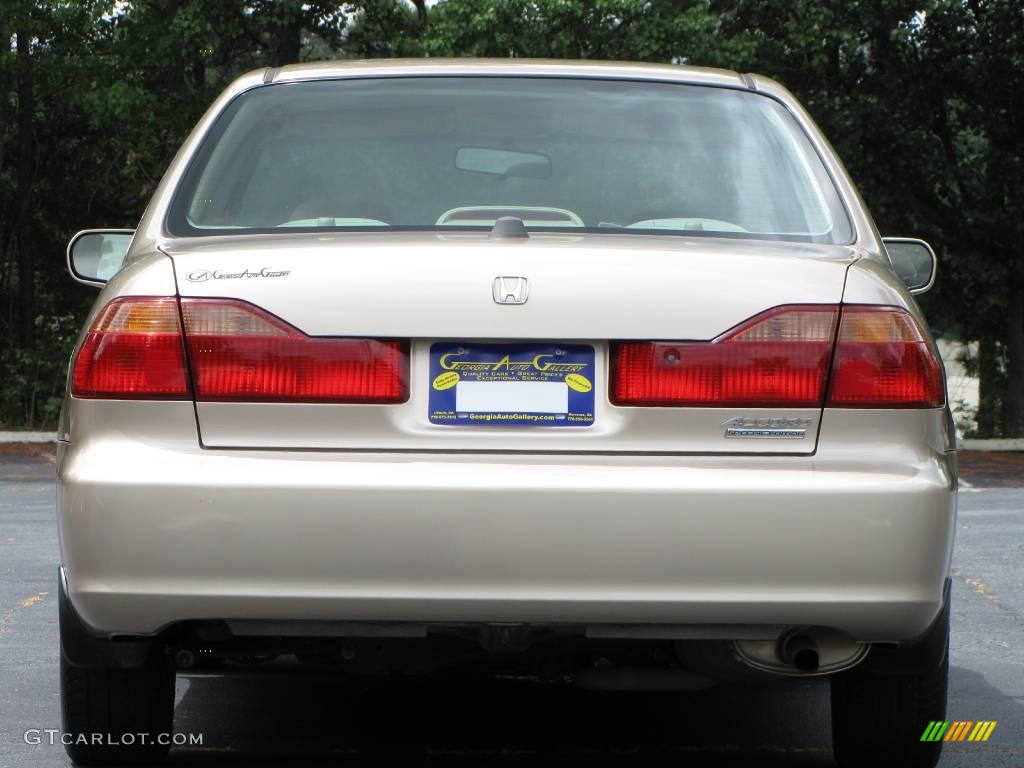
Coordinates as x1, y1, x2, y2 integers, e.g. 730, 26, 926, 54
733, 626, 867, 676
777, 631, 820, 672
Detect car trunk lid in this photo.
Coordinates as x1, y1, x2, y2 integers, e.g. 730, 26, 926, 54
163, 232, 854, 453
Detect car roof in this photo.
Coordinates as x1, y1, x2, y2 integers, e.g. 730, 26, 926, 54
267, 58, 754, 90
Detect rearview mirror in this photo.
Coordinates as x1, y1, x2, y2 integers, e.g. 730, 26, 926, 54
883, 237, 936, 295
455, 147, 551, 179
67, 230, 135, 286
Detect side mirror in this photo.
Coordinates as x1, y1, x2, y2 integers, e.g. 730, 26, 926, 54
882, 237, 936, 295
67, 229, 135, 286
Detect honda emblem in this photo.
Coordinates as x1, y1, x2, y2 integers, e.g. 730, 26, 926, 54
493, 276, 529, 305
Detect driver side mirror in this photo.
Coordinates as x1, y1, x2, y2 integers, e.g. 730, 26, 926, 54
67, 230, 135, 286
882, 237, 936, 295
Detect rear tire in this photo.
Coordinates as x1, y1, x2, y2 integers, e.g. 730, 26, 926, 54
830, 606, 949, 768
60, 648, 176, 765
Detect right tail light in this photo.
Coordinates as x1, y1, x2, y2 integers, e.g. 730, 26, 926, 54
610, 306, 838, 407
827, 305, 944, 408
611, 303, 944, 409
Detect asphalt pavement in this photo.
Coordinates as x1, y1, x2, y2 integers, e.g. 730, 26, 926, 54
0, 451, 1021, 768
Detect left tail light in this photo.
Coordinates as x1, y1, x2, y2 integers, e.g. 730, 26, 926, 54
73, 296, 409, 403
180, 298, 408, 403
72, 297, 191, 399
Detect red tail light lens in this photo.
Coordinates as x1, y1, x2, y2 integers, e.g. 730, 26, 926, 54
827, 306, 944, 407
72, 297, 191, 399
180, 299, 408, 403
611, 306, 839, 407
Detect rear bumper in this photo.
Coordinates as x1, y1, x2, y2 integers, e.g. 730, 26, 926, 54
57, 413, 956, 641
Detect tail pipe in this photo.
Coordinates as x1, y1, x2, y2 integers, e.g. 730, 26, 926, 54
777, 631, 820, 672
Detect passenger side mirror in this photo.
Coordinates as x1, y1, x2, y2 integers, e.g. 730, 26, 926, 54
67, 230, 135, 286
882, 237, 936, 295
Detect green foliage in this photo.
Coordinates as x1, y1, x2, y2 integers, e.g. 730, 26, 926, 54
1, 0, 1021, 432
401, 0, 755, 64
0, 301, 82, 429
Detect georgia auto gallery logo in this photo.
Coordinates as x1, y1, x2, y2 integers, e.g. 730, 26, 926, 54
186, 267, 290, 282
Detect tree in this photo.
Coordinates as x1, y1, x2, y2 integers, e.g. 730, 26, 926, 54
0, 0, 1020, 434
14, 8, 35, 350
719, 0, 1024, 436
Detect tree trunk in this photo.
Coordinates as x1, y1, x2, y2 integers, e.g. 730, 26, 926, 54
268, 3, 303, 67
1005, 278, 1024, 437
15, 25, 35, 350
0, 34, 10, 306
411, 0, 428, 31
975, 336, 1001, 438
269, 22, 300, 66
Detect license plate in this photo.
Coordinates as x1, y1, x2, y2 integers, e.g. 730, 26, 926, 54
428, 343, 595, 427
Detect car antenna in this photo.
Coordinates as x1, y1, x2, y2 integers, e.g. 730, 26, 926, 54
489, 216, 529, 239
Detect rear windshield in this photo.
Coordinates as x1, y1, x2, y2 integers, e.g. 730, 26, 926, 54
167, 77, 853, 244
